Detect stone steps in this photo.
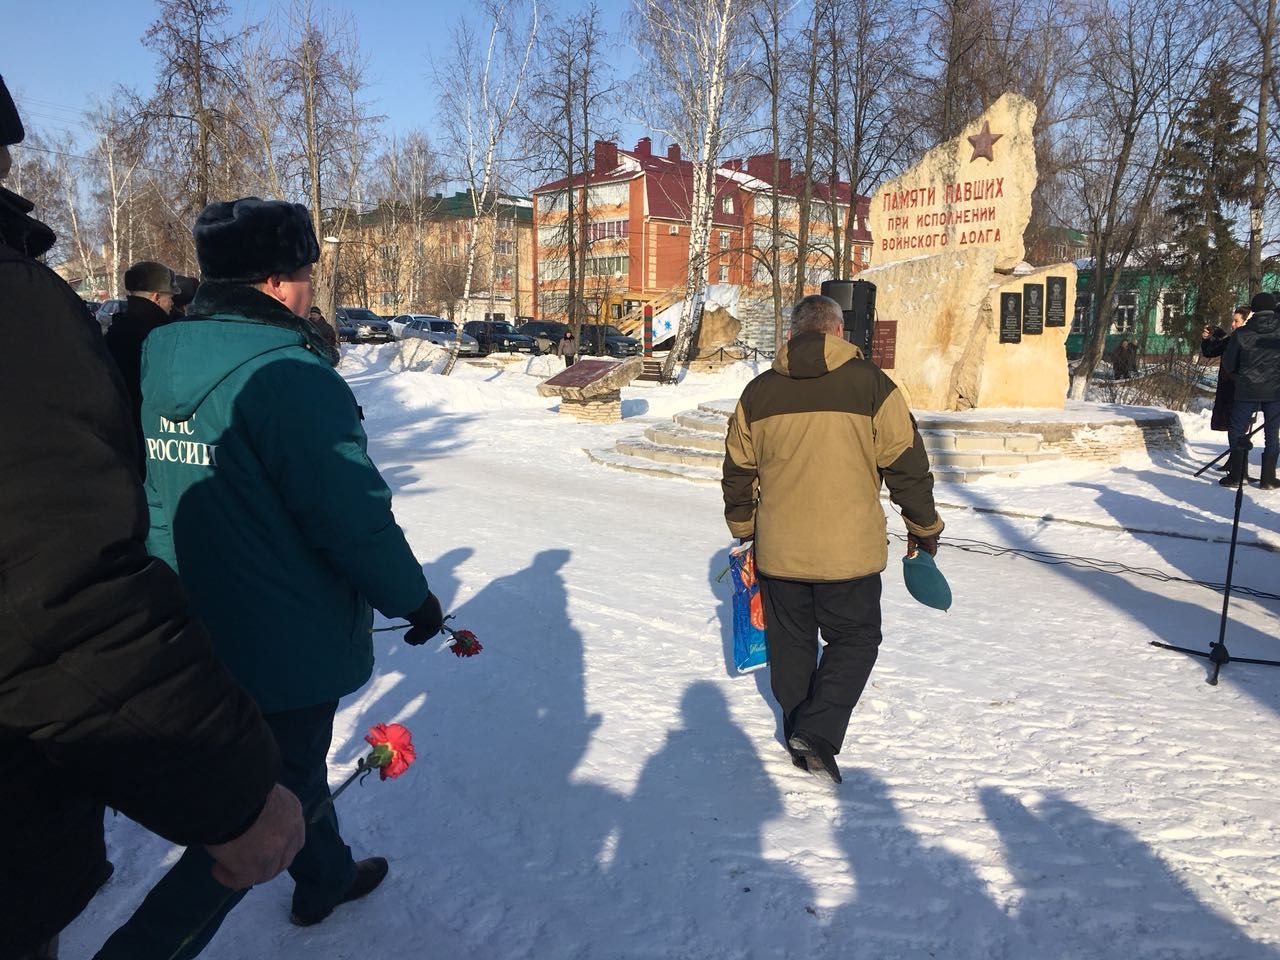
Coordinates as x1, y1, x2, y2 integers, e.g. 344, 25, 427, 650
591, 401, 1068, 484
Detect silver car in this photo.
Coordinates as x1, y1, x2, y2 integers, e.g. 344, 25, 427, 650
395, 315, 481, 356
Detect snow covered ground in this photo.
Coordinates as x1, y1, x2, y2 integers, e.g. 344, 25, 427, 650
64, 344, 1280, 959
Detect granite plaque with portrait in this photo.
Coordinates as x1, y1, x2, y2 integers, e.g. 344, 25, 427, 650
1022, 282, 1044, 335
1045, 275, 1067, 327
999, 292, 1022, 344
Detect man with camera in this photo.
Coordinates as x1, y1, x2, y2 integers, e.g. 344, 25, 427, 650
1221, 292, 1280, 489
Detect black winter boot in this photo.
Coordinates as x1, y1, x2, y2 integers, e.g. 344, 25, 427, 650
1219, 451, 1246, 486
1261, 453, 1279, 490
290, 857, 389, 927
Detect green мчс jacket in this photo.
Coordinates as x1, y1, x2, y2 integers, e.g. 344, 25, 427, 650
141, 283, 429, 713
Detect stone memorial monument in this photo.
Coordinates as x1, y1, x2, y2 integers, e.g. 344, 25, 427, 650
865, 92, 1076, 410
537, 357, 644, 422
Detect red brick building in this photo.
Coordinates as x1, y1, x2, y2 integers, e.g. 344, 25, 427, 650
531, 137, 872, 337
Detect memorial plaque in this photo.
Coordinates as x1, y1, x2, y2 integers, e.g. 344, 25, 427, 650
871, 319, 897, 369
1045, 275, 1067, 327
540, 358, 622, 390
1022, 282, 1044, 335
999, 292, 1022, 344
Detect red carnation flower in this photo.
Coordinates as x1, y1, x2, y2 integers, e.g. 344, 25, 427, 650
363, 722, 416, 781
447, 629, 482, 657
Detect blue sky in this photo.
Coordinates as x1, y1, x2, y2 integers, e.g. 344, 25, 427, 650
1, 0, 638, 151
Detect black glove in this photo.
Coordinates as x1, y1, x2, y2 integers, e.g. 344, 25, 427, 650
404, 592, 444, 646
907, 532, 939, 557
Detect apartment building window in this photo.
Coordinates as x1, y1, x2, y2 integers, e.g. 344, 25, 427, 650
721, 196, 733, 214
718, 231, 730, 249
496, 239, 515, 256
585, 255, 629, 277
587, 219, 628, 242
379, 244, 398, 260
718, 263, 729, 282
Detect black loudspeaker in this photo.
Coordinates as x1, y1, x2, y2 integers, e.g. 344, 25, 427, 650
820, 279, 876, 359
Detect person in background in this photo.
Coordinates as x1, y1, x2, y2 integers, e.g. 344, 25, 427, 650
558, 327, 577, 366
102, 260, 181, 473
172, 274, 199, 318
96, 197, 445, 959
0, 73, 304, 960
308, 304, 339, 354
1220, 292, 1280, 489
1202, 306, 1248, 448
721, 295, 943, 785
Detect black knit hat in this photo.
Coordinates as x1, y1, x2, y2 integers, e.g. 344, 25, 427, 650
173, 274, 199, 308
124, 260, 181, 294
193, 197, 320, 283
1250, 291, 1277, 313
0, 74, 23, 146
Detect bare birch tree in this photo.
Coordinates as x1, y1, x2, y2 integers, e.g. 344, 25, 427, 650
435, 0, 539, 375
1064, 0, 1223, 398
633, 0, 756, 381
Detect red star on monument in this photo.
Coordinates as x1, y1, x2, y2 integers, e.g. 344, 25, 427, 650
967, 121, 1003, 162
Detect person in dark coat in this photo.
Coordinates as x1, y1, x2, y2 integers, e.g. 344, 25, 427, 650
1201, 307, 1247, 434
1220, 292, 1280, 489
95, 198, 446, 960
102, 260, 181, 474
558, 328, 577, 366
308, 304, 340, 353
0, 75, 304, 960
172, 274, 199, 318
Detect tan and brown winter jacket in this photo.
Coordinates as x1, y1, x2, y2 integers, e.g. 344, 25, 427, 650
722, 333, 943, 582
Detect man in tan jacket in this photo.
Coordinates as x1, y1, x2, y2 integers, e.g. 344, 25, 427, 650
721, 294, 943, 783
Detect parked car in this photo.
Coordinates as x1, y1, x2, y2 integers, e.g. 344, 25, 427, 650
462, 320, 536, 355
579, 323, 641, 358
336, 306, 395, 343
95, 298, 127, 334
395, 315, 481, 356
516, 320, 570, 355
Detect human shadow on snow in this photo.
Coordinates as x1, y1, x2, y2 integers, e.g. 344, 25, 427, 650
822, 768, 1029, 960
603, 681, 820, 959
981, 786, 1280, 959
365, 548, 626, 959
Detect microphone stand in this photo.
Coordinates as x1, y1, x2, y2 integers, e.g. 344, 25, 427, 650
1152, 416, 1280, 683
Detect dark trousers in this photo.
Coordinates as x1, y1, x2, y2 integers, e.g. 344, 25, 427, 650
94, 702, 356, 960
759, 573, 882, 754
1228, 399, 1280, 459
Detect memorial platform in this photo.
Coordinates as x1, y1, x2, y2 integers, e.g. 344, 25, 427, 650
586, 400, 1184, 484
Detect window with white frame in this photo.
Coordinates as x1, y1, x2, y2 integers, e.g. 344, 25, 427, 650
1112, 290, 1138, 333
1072, 291, 1092, 334
721, 196, 733, 214
719, 230, 730, 249
1158, 289, 1183, 334
718, 263, 729, 282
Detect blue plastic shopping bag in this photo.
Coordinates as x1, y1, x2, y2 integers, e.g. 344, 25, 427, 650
729, 543, 768, 673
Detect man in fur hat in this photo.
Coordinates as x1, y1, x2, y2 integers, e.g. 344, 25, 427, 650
95, 198, 445, 959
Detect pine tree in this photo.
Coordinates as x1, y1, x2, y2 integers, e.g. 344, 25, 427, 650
1164, 61, 1252, 342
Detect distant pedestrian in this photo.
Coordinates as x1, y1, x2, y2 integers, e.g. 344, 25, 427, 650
1201, 307, 1248, 434
308, 305, 339, 355
1220, 292, 1280, 489
558, 328, 577, 366
102, 260, 182, 474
